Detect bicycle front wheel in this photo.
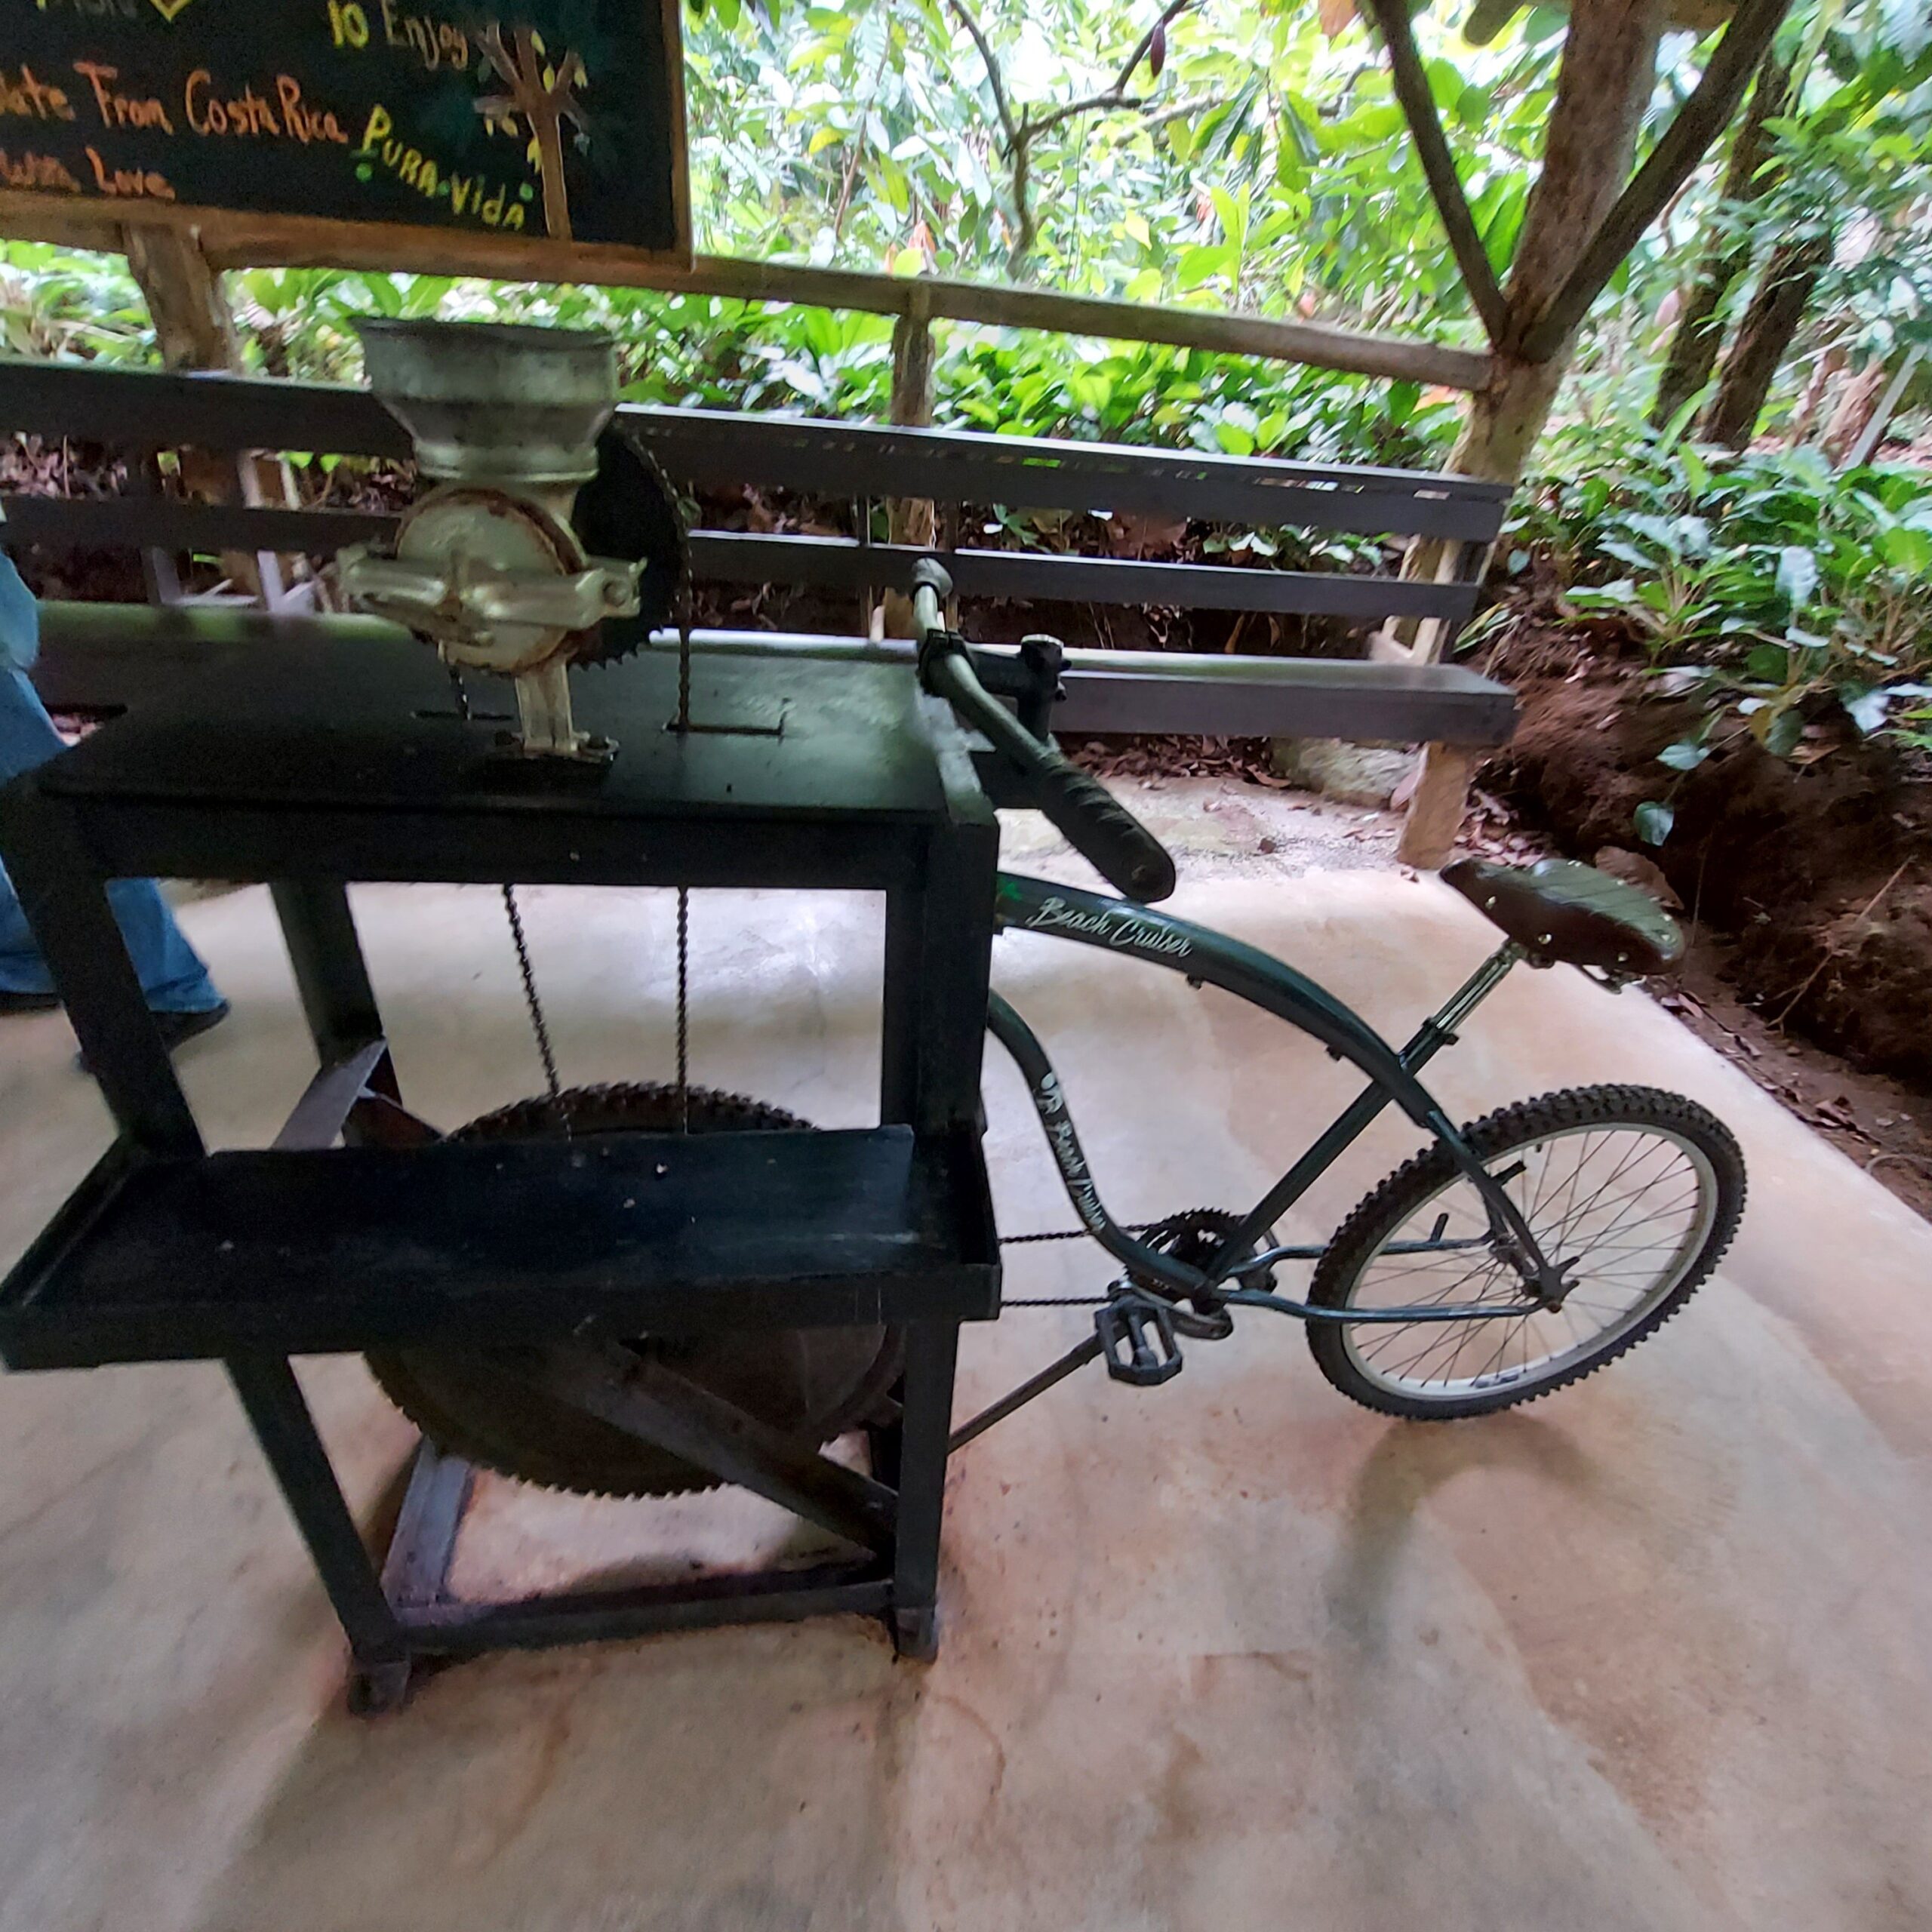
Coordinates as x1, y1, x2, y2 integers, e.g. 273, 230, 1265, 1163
1308, 1086, 1744, 1420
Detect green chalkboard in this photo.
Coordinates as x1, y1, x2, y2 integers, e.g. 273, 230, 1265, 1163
0, 0, 688, 263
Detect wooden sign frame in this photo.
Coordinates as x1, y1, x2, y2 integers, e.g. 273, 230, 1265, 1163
0, 0, 691, 278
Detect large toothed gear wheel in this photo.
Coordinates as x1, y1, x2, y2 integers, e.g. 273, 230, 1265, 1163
365, 1084, 903, 1497
568, 424, 690, 668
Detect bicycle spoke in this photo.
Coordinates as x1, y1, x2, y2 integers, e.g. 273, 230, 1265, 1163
1340, 1119, 1718, 1402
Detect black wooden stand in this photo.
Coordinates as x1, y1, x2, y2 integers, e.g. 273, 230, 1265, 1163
0, 635, 1001, 1706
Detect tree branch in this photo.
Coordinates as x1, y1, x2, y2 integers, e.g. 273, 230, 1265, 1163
1359, 0, 1509, 349
1026, 88, 1148, 140
946, 0, 1203, 273
1518, 0, 1795, 362
943, 0, 1020, 151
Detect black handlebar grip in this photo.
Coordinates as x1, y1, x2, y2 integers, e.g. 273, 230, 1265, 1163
1028, 752, 1177, 905
921, 636, 1176, 903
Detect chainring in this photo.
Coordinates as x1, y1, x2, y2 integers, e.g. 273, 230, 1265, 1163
1127, 1208, 1278, 1334
365, 1083, 903, 1497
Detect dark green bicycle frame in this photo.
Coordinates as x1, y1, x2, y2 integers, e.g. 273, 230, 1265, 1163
989, 872, 1552, 1309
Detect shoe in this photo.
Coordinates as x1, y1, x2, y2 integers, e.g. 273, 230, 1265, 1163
153, 1001, 231, 1051
0, 989, 61, 1015
75, 999, 230, 1075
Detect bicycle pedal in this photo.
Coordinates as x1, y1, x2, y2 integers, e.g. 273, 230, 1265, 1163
1096, 1298, 1184, 1386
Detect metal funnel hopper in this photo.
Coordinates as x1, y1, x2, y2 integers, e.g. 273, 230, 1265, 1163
355, 318, 620, 489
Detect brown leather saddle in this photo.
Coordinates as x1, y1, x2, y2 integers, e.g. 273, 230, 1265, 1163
1441, 857, 1683, 977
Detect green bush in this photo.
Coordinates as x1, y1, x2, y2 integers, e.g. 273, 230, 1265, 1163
1505, 420, 1932, 820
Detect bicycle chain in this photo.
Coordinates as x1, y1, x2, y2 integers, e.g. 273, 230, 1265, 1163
501, 883, 563, 1109
998, 1220, 1163, 1307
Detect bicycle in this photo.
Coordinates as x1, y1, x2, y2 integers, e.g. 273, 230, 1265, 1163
374, 556, 1748, 1481
904, 561, 1747, 1439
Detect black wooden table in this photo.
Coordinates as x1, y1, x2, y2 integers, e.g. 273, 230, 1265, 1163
0, 633, 1001, 1706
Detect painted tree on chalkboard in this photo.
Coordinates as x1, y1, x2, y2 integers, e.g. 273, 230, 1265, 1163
476, 26, 589, 242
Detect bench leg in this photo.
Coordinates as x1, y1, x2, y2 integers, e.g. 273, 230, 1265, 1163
1396, 742, 1484, 869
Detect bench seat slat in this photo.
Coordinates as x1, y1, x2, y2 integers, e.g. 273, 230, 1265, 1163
28, 605, 1516, 749
692, 531, 1478, 621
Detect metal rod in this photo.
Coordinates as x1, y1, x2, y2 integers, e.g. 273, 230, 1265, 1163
1406, 942, 1526, 1055
1219, 1289, 1540, 1326
949, 1335, 1105, 1452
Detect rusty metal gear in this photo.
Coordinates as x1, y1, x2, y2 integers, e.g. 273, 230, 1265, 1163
365, 1083, 903, 1497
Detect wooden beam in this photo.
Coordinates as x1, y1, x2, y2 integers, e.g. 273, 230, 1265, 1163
1360, 0, 1510, 349
0, 195, 1491, 393
883, 285, 939, 638
1396, 742, 1484, 869
1518, 0, 1794, 361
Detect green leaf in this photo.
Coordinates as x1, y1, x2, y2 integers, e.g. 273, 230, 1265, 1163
1633, 801, 1675, 847
1775, 545, 1819, 609
1214, 419, 1256, 457
1176, 244, 1236, 291
1878, 526, 1932, 577
1755, 703, 1804, 758
1657, 740, 1708, 772
1844, 688, 1893, 736
1745, 643, 1789, 682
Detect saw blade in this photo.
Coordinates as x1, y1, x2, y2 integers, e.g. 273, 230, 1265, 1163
365, 1083, 903, 1497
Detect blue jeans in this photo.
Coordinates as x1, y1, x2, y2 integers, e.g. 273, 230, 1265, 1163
0, 666, 223, 1014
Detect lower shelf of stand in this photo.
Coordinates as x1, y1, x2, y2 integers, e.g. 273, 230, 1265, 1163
0, 1125, 999, 1370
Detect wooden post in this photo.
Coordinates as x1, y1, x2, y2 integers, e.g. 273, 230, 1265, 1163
122, 223, 290, 605
881, 287, 937, 639
1395, 742, 1484, 869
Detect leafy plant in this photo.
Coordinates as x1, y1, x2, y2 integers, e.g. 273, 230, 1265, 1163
1516, 420, 1932, 771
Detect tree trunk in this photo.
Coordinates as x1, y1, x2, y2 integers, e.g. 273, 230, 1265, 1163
1444, 351, 1571, 485
1821, 358, 1890, 466
1649, 48, 1788, 429
1392, 0, 1666, 870
124, 222, 240, 372
1700, 231, 1830, 448
1423, 1, 1667, 503
1423, 0, 1669, 498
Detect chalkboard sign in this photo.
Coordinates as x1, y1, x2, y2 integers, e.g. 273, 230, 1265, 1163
0, 0, 689, 269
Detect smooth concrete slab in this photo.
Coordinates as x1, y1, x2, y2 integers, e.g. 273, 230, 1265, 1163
2, 868, 1930, 1931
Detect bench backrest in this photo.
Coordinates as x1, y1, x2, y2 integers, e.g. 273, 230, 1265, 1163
0, 358, 1507, 634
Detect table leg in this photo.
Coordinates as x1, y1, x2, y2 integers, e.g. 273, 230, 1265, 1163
890, 1318, 961, 1661
226, 1353, 413, 1710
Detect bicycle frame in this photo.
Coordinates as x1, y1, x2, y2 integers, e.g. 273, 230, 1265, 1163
989, 872, 1550, 1309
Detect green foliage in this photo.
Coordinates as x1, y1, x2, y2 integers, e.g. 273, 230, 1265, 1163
1515, 420, 1932, 765
680, 0, 1567, 335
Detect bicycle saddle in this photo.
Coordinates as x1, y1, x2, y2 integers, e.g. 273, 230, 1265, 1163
1441, 857, 1683, 977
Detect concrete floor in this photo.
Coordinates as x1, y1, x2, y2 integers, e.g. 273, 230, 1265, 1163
3, 847, 1931, 1931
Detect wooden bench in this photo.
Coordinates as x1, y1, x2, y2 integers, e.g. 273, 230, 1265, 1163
0, 356, 1515, 863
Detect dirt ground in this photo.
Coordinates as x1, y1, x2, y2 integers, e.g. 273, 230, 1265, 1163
1483, 630, 1932, 1088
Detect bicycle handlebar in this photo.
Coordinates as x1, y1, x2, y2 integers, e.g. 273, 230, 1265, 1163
912, 562, 1176, 905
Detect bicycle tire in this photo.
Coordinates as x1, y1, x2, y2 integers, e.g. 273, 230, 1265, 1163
1307, 1085, 1745, 1420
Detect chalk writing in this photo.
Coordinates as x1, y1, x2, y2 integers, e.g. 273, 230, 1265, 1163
1, 0, 685, 260
0, 66, 77, 121
0, 146, 82, 190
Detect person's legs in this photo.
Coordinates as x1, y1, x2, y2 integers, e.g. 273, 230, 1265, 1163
0, 667, 223, 1014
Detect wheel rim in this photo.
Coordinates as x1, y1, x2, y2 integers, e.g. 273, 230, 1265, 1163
1340, 1123, 1721, 1402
